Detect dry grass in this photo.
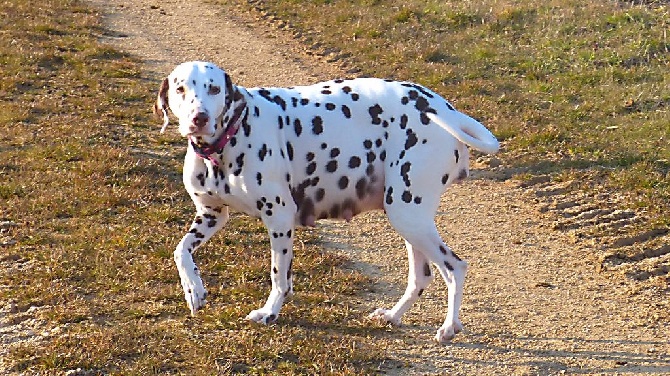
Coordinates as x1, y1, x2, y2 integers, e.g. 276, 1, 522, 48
232, 0, 670, 229
0, 0, 393, 374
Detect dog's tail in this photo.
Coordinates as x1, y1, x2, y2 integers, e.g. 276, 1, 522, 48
426, 111, 499, 154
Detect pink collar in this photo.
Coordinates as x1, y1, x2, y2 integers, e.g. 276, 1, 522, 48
189, 107, 248, 166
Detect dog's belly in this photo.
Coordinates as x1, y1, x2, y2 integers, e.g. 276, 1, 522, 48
281, 118, 390, 227
290, 163, 386, 226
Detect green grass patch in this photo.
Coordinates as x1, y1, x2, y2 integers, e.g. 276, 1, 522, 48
0, 0, 392, 374
230, 0, 670, 230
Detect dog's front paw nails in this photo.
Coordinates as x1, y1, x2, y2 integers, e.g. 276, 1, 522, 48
435, 321, 463, 343
368, 308, 401, 326
182, 278, 207, 316
246, 309, 279, 325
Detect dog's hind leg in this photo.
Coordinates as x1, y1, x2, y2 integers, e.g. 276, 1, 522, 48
384, 205, 467, 343
174, 206, 229, 315
369, 240, 434, 325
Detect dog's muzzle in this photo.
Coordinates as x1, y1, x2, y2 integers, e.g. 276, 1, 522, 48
192, 112, 210, 129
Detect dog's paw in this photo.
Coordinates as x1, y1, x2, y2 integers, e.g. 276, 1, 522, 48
367, 308, 402, 326
246, 309, 279, 325
434, 320, 463, 344
181, 277, 207, 316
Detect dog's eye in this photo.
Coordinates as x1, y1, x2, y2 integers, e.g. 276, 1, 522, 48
176, 86, 185, 94
208, 85, 221, 95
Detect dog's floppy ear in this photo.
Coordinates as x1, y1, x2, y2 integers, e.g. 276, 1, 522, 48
224, 72, 235, 109
154, 77, 170, 133
224, 72, 247, 115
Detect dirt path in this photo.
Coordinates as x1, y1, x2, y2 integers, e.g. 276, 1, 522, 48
87, 1, 669, 374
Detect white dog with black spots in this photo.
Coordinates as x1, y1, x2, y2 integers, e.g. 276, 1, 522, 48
154, 61, 499, 343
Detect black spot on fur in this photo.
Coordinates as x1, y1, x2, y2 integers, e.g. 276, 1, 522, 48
325, 103, 336, 110
415, 96, 436, 114
401, 190, 412, 203
338, 176, 349, 189
424, 263, 432, 277
315, 188, 325, 202
405, 129, 418, 150
286, 142, 294, 161
385, 186, 394, 205
326, 160, 338, 173
306, 162, 317, 175
342, 105, 351, 118
400, 162, 411, 187
233, 153, 245, 176
355, 178, 367, 199
330, 148, 340, 158
454, 149, 460, 163
420, 113, 430, 125
258, 144, 268, 161
273, 95, 287, 111
294, 119, 303, 137
312, 116, 324, 135
444, 260, 454, 271
399, 114, 408, 129
256, 172, 263, 186
349, 156, 361, 169
368, 104, 383, 125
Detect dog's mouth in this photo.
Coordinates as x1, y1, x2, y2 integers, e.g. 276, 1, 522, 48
179, 120, 217, 139
186, 128, 216, 138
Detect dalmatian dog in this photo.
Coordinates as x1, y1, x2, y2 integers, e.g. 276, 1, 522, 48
154, 61, 499, 343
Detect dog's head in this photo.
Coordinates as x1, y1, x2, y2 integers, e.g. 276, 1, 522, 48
154, 61, 240, 138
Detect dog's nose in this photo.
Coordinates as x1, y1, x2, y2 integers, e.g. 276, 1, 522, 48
192, 112, 209, 128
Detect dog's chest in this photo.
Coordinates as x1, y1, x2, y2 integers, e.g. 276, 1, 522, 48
183, 151, 262, 215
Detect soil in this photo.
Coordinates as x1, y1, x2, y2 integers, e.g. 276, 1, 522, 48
4, 0, 667, 374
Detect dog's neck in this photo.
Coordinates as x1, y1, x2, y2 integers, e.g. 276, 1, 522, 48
189, 93, 248, 166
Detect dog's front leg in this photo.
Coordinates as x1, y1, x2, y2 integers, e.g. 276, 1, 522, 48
246, 209, 295, 324
174, 206, 229, 315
